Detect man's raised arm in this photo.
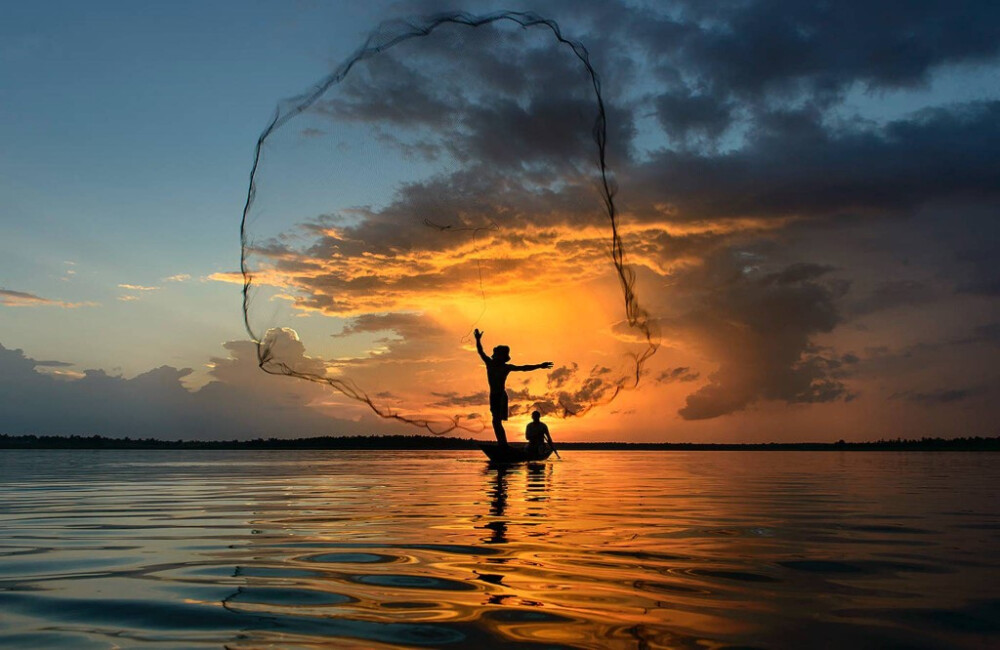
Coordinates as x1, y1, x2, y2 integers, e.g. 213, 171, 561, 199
474, 329, 491, 364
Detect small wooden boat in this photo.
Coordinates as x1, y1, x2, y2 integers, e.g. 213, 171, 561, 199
479, 442, 554, 463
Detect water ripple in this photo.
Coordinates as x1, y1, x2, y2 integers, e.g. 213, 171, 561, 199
1, 449, 998, 648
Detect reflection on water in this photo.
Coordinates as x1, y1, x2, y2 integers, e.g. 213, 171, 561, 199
0, 450, 998, 648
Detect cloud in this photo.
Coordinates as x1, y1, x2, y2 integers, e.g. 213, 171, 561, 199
117, 283, 160, 302
330, 312, 457, 364
1, 289, 58, 307
207, 271, 242, 285
763, 263, 837, 285
118, 284, 159, 291
246, 218, 627, 317
890, 387, 982, 405
546, 363, 578, 389
31, 359, 75, 368
846, 320, 998, 384
162, 274, 191, 283
240, 5, 1000, 327
0, 289, 95, 309
633, 0, 1000, 99
233, 2, 1000, 432
966, 323, 1000, 346
655, 367, 700, 383
954, 248, 1000, 296
648, 250, 854, 420
333, 312, 440, 338
851, 280, 938, 316
316, 21, 628, 171
61, 261, 77, 282
0, 332, 383, 440
430, 390, 488, 408
655, 91, 734, 143
627, 101, 1000, 223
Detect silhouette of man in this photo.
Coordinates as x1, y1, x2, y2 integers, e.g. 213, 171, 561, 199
474, 328, 552, 446
525, 410, 552, 456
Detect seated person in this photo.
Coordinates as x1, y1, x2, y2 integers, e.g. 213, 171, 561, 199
525, 410, 550, 455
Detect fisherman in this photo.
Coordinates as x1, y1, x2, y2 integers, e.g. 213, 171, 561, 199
525, 410, 553, 456
474, 328, 553, 446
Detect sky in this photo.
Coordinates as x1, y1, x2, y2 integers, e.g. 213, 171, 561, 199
2, 0, 999, 442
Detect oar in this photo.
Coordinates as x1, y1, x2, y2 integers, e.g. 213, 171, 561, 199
547, 434, 561, 459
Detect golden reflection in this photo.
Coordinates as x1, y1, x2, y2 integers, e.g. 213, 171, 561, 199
204, 451, 993, 648
525, 462, 552, 503
483, 463, 509, 545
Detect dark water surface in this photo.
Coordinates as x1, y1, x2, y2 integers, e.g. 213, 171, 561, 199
0, 450, 997, 648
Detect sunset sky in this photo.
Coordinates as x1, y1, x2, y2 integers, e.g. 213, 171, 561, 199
2, 0, 999, 442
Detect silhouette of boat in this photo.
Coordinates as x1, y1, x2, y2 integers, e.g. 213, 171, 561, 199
478, 442, 554, 463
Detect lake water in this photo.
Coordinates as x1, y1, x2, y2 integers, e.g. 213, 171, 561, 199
0, 450, 997, 649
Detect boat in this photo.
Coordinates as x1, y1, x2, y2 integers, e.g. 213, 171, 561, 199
478, 442, 554, 463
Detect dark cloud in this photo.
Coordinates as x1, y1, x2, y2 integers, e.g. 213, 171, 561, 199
655, 367, 700, 383
967, 323, 1000, 346
828, 319, 998, 405
312, 20, 632, 171
430, 390, 488, 408
654, 91, 734, 142
652, 251, 852, 419
763, 263, 837, 285
546, 363, 578, 388
320, 53, 458, 129
333, 312, 443, 338
548, 374, 620, 416
630, 101, 1000, 222
457, 95, 600, 169
641, 0, 1000, 99
955, 248, 1000, 296
890, 387, 982, 405
852, 280, 938, 316
31, 359, 75, 368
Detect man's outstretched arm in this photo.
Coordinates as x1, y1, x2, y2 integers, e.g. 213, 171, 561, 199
510, 361, 554, 372
474, 329, 491, 364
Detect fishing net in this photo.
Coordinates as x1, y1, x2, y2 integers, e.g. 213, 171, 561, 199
240, 12, 658, 433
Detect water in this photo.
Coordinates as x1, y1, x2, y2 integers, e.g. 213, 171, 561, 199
0, 450, 997, 649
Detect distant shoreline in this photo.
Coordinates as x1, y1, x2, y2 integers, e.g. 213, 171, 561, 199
1, 434, 998, 451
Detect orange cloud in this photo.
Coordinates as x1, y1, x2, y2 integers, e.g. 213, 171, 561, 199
236, 219, 767, 319
206, 271, 244, 285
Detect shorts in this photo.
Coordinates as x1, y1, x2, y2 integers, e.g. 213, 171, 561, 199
489, 391, 508, 421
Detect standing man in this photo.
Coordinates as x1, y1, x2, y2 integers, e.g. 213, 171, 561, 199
474, 329, 553, 446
